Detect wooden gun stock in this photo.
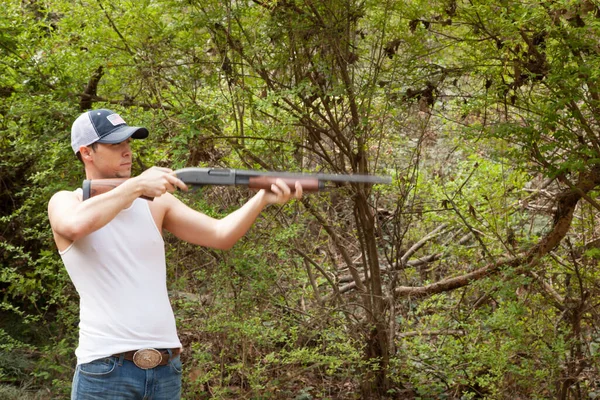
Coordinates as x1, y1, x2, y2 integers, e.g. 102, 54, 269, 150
82, 178, 154, 201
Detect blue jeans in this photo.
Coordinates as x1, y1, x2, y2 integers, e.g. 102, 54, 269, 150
71, 353, 182, 400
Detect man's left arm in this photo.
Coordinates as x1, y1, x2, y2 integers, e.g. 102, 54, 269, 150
160, 179, 302, 250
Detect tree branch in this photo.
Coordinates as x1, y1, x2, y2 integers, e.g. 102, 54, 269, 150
395, 166, 600, 297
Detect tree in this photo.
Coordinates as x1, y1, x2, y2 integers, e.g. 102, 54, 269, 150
3, 0, 600, 398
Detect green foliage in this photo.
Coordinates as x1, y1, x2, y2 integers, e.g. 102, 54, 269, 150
3, 0, 600, 398
394, 277, 561, 398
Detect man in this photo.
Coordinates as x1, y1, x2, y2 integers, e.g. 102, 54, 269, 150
48, 109, 303, 399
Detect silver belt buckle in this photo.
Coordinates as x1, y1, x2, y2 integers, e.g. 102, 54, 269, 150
133, 348, 162, 369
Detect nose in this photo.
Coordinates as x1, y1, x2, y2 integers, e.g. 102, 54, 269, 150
122, 140, 132, 156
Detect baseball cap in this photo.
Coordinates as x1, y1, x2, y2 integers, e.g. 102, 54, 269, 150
71, 109, 149, 153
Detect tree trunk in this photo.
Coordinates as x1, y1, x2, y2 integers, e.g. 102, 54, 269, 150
356, 188, 390, 396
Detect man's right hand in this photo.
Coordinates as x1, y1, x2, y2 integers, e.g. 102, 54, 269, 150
129, 167, 189, 199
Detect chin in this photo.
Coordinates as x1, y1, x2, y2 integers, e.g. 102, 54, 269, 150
115, 171, 132, 178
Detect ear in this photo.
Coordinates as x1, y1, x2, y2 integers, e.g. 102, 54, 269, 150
79, 145, 94, 161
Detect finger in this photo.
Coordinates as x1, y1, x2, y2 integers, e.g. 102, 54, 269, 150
294, 181, 303, 199
270, 183, 282, 197
275, 178, 291, 197
166, 174, 188, 192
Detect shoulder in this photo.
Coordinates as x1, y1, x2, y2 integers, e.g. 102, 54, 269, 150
147, 191, 185, 231
48, 189, 82, 210
149, 191, 180, 207
149, 191, 190, 214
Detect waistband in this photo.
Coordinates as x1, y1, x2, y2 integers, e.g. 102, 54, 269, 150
112, 348, 181, 369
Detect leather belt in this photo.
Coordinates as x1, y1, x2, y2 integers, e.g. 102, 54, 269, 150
113, 348, 181, 369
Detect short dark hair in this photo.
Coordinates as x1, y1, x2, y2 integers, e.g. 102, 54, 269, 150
76, 142, 99, 164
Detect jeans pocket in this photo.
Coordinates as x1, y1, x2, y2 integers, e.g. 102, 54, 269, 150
169, 354, 183, 374
79, 357, 117, 376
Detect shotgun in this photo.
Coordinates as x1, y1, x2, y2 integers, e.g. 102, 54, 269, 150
82, 167, 392, 201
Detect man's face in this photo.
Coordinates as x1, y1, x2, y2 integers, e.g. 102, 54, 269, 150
87, 139, 133, 178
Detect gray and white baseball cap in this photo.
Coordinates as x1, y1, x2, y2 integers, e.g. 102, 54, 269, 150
71, 109, 149, 153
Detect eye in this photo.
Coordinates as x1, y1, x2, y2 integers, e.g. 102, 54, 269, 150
112, 139, 131, 147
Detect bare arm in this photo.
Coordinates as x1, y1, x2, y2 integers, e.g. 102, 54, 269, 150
162, 179, 302, 250
48, 167, 187, 249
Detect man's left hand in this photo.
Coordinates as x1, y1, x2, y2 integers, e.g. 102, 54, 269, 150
263, 179, 303, 204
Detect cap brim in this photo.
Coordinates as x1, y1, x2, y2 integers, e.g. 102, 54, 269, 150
96, 126, 149, 144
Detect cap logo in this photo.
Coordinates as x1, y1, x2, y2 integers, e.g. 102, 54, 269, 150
106, 113, 126, 126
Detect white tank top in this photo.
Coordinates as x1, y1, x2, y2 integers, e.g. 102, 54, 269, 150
60, 192, 181, 364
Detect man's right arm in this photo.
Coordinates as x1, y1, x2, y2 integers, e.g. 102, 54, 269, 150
48, 167, 186, 250
48, 183, 139, 249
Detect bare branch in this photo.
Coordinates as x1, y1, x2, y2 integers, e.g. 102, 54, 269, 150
401, 223, 449, 265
